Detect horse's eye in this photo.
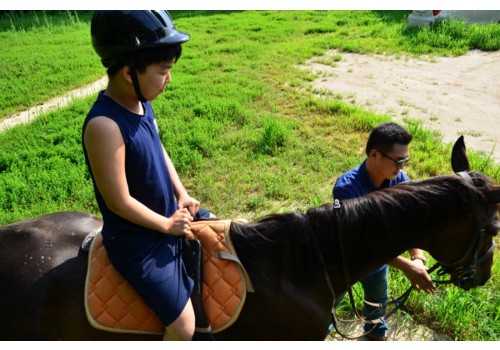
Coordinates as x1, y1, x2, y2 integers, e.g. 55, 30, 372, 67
488, 221, 500, 236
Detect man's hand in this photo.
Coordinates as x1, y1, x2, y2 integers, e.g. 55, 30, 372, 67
403, 259, 436, 294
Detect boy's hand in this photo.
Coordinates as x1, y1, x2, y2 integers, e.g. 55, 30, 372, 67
177, 194, 200, 217
167, 208, 193, 235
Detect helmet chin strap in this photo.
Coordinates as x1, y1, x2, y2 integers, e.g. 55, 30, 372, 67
126, 55, 147, 103
129, 68, 147, 103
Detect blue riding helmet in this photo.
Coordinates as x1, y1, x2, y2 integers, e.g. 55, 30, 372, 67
91, 10, 190, 68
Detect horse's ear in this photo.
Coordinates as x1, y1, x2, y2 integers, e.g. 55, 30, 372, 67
451, 136, 470, 173
485, 188, 500, 204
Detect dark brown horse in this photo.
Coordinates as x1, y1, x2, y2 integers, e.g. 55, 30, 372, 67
0, 136, 498, 340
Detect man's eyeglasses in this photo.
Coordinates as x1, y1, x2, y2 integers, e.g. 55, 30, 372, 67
381, 153, 411, 169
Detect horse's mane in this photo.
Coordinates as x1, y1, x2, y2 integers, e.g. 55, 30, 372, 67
342, 176, 469, 235
231, 211, 312, 248
340, 173, 491, 239
231, 172, 492, 251
229, 210, 317, 273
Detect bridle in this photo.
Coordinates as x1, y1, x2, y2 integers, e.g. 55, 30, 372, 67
309, 171, 496, 340
430, 172, 497, 288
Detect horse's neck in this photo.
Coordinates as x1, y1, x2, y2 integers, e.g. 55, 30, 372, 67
337, 197, 438, 284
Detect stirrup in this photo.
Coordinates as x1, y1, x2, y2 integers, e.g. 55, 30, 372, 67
182, 238, 215, 340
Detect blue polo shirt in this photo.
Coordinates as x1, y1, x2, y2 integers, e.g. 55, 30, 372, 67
332, 159, 409, 275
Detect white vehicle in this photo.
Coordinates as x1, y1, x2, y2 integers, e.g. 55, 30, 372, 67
407, 10, 500, 27
407, 10, 449, 27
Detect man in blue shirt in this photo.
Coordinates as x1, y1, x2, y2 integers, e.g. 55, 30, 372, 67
332, 122, 435, 340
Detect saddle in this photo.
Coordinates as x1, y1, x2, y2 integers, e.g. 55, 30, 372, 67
84, 220, 254, 336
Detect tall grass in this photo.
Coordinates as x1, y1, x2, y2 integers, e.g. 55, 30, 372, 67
0, 10, 498, 340
403, 18, 500, 54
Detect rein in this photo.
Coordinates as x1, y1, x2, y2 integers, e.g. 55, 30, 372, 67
329, 199, 414, 340
307, 200, 413, 341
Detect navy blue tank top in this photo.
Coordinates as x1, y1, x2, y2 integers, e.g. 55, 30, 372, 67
82, 91, 193, 325
82, 91, 179, 272
82, 92, 193, 325
83, 91, 176, 244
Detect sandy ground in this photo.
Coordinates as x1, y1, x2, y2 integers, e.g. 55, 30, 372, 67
302, 50, 500, 164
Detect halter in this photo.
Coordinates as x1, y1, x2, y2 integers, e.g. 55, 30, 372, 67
430, 172, 497, 288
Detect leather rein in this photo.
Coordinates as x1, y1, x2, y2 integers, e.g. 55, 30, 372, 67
309, 171, 496, 340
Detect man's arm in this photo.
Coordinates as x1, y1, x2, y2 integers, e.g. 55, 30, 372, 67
389, 249, 435, 294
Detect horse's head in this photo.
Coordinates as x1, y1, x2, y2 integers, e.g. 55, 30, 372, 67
434, 136, 500, 290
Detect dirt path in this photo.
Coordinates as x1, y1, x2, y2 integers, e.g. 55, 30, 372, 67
326, 311, 451, 341
302, 50, 500, 164
0, 77, 107, 133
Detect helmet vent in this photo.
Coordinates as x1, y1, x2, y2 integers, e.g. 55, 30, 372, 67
152, 10, 168, 28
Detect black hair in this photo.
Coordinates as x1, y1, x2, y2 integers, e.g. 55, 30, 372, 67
106, 44, 183, 77
365, 122, 413, 156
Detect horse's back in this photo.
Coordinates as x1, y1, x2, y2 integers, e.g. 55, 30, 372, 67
0, 211, 103, 340
0, 211, 102, 279
0, 211, 102, 238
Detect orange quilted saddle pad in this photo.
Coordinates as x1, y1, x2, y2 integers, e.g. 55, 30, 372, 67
84, 220, 253, 335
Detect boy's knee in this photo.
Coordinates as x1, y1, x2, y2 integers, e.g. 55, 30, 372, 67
163, 321, 194, 341
163, 301, 195, 340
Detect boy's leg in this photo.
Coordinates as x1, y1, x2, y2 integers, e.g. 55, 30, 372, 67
163, 299, 195, 341
196, 207, 216, 219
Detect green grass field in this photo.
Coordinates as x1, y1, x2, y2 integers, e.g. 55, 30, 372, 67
0, 10, 498, 340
